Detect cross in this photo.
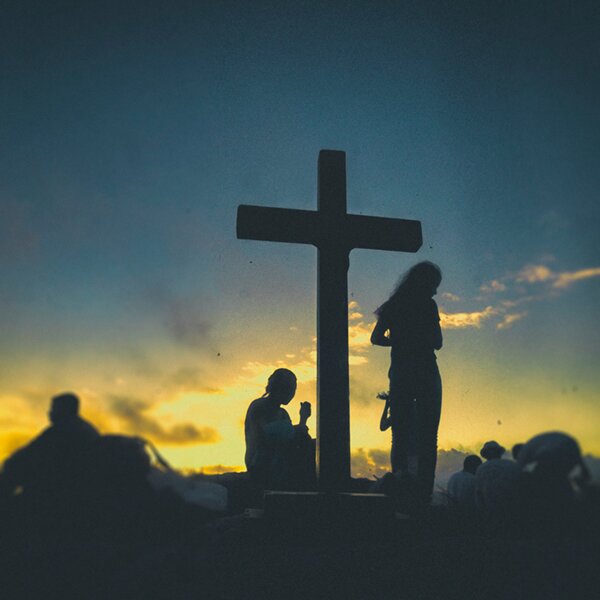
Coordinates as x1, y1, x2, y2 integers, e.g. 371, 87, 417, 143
237, 150, 422, 491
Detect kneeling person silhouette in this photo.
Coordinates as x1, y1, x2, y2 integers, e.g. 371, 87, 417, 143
245, 368, 315, 490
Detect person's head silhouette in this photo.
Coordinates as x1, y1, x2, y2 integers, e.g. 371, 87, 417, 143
49, 392, 80, 425
463, 454, 483, 474
265, 369, 297, 405
402, 261, 442, 298
480, 440, 506, 461
511, 443, 524, 461
375, 261, 442, 316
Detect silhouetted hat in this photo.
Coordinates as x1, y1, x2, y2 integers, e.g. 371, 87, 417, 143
480, 440, 506, 459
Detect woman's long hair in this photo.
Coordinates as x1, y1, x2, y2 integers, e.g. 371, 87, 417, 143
375, 261, 442, 316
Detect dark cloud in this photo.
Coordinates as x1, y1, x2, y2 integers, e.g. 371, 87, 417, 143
168, 366, 203, 389
122, 348, 163, 379
143, 286, 214, 350
197, 387, 222, 395
109, 395, 219, 445
166, 366, 222, 394
164, 301, 212, 349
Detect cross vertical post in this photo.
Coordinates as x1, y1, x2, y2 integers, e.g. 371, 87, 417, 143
317, 151, 351, 490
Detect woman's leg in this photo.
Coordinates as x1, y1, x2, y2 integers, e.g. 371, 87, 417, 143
415, 364, 442, 502
389, 370, 414, 473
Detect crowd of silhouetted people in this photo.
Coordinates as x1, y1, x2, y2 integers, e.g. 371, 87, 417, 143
0, 387, 597, 545
0, 392, 595, 548
443, 434, 595, 536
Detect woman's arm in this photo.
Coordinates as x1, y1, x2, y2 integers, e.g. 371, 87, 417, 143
379, 400, 391, 432
371, 317, 392, 347
432, 302, 443, 350
296, 401, 311, 431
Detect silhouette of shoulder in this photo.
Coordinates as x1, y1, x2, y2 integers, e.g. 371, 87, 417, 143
54, 415, 99, 437
246, 397, 268, 418
246, 397, 290, 424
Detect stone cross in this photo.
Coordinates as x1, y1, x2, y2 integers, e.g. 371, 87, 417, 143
237, 150, 422, 491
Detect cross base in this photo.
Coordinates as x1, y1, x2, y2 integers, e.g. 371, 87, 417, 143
265, 490, 393, 520
243, 491, 413, 542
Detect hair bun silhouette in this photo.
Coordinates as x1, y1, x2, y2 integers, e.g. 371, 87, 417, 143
266, 368, 297, 396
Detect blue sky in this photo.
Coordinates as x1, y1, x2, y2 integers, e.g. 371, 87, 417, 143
1, 1, 598, 471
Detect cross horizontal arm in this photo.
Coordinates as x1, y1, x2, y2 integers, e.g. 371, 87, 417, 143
343, 213, 422, 252
237, 205, 320, 245
237, 205, 422, 252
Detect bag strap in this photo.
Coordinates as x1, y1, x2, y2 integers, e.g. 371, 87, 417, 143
143, 439, 173, 471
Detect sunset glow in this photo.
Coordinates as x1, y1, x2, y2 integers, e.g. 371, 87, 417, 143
1, 2, 598, 478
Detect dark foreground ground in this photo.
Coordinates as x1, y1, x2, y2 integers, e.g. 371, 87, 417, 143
1, 508, 599, 600
1, 475, 599, 600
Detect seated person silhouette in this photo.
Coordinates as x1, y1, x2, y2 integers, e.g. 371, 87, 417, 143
244, 368, 315, 490
0, 392, 100, 506
447, 454, 482, 509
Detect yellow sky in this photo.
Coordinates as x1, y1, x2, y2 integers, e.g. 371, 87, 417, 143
2, 280, 599, 476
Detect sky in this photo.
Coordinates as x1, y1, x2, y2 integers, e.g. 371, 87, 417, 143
1, 1, 599, 477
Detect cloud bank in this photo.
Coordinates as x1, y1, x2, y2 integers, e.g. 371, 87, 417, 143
351, 446, 600, 487
110, 395, 220, 445
440, 260, 599, 331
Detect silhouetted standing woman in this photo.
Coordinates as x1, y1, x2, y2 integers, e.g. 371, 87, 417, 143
371, 262, 443, 504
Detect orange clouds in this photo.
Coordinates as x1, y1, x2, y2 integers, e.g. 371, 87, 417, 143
440, 306, 498, 329
238, 301, 376, 377
492, 263, 600, 291
440, 292, 461, 302
553, 267, 600, 289
442, 260, 600, 331
351, 447, 390, 479
516, 264, 554, 283
438, 304, 525, 331
479, 280, 506, 293
496, 312, 528, 330
195, 464, 244, 475
348, 319, 373, 366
